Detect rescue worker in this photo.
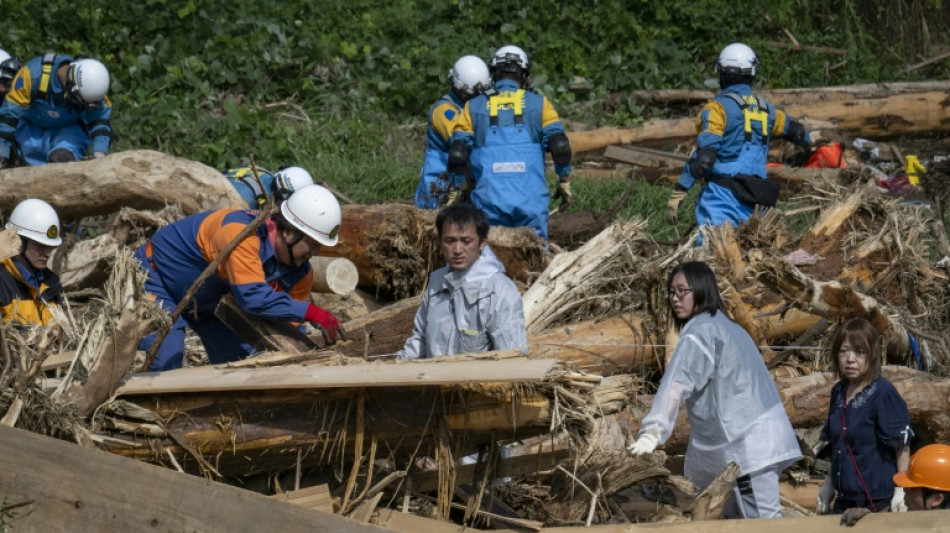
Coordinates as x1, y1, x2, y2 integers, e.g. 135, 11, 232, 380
415, 55, 490, 209
0, 49, 21, 100
0, 54, 112, 167
137, 185, 343, 371
224, 165, 315, 209
448, 45, 573, 241
0, 199, 63, 325
893, 444, 950, 511
665, 43, 813, 230
398, 202, 527, 359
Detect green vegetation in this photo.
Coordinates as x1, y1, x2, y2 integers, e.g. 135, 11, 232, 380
3, 0, 948, 230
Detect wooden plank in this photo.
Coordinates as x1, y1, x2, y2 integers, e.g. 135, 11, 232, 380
116, 357, 558, 395
374, 508, 482, 533
272, 484, 339, 513
41, 350, 76, 372
604, 145, 688, 169
533, 510, 950, 531
0, 425, 391, 533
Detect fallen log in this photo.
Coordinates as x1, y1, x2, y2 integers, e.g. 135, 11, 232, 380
0, 150, 245, 219
570, 88, 950, 153
311, 256, 359, 295
0, 426, 387, 533
618, 366, 950, 455
626, 81, 950, 107
321, 203, 549, 300
336, 295, 660, 374
750, 254, 911, 361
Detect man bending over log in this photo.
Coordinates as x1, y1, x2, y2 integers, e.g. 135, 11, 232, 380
137, 185, 343, 371
398, 202, 527, 359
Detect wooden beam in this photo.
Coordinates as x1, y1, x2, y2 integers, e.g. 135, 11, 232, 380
0, 426, 391, 532
532, 510, 950, 531
116, 357, 557, 395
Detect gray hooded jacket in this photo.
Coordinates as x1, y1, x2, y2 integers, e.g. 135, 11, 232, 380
398, 245, 527, 360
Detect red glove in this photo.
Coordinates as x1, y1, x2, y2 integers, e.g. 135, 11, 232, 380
305, 304, 341, 344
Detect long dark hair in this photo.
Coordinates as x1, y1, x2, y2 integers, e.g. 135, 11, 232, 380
666, 261, 727, 331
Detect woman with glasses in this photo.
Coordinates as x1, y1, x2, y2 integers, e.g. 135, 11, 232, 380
815, 318, 912, 516
628, 260, 801, 518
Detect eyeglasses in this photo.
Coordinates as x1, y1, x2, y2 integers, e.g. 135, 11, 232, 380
667, 288, 693, 300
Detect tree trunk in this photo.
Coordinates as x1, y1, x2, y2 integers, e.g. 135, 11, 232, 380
320, 203, 550, 300
569, 89, 950, 153
626, 81, 950, 107
750, 254, 911, 362
310, 257, 359, 295
0, 150, 244, 219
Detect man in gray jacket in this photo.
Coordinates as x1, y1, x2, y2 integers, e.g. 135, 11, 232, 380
398, 202, 528, 359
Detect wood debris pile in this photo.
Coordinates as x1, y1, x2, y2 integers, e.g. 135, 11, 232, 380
1, 81, 950, 531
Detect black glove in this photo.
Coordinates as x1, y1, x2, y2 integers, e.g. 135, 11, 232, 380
0, 155, 9, 169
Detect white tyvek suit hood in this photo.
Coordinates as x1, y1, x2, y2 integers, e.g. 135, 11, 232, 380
398, 245, 527, 360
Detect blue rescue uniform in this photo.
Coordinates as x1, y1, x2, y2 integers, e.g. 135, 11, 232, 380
452, 79, 571, 240
821, 377, 912, 512
415, 91, 465, 209
0, 54, 112, 165
223, 166, 278, 209
676, 83, 803, 228
136, 209, 313, 371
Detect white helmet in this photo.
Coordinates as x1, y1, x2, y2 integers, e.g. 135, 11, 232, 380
66, 58, 110, 105
490, 45, 530, 73
5, 198, 62, 247
449, 55, 490, 98
273, 166, 315, 202
279, 184, 341, 247
0, 49, 20, 85
716, 43, 758, 76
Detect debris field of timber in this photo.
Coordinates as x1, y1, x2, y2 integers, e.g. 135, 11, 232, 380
1, 81, 950, 532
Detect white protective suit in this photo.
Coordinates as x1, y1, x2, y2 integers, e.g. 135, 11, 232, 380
638, 311, 801, 488
398, 245, 528, 359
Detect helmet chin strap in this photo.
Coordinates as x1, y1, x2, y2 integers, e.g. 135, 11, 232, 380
284, 229, 305, 267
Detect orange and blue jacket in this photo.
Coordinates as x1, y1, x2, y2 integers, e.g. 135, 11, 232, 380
0, 256, 62, 325
143, 209, 312, 320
